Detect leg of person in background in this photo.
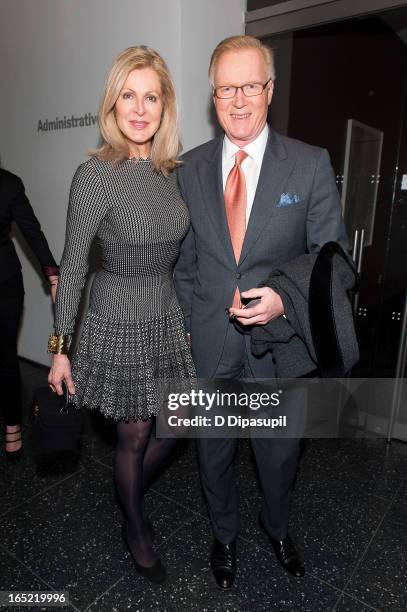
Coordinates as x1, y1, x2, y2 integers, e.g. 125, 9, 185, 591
0, 272, 24, 459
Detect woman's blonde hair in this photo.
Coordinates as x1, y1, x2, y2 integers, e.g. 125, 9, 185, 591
90, 46, 181, 174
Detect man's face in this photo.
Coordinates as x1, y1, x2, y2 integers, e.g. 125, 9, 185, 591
212, 48, 273, 147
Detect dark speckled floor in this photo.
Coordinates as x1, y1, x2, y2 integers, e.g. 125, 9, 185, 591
1, 360, 406, 611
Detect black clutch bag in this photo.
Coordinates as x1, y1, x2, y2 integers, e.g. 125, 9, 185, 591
32, 385, 83, 453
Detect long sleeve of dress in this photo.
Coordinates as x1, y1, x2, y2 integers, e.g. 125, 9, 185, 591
54, 161, 109, 335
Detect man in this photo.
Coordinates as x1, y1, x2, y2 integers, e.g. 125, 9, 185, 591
174, 35, 348, 589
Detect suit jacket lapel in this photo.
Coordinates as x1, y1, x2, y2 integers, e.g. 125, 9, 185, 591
239, 129, 295, 265
197, 138, 236, 266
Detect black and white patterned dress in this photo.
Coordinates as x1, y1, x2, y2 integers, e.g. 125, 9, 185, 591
54, 156, 195, 421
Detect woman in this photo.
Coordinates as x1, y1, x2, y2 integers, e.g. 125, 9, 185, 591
0, 168, 58, 460
48, 46, 195, 584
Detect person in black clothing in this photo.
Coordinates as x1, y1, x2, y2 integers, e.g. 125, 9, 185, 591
0, 168, 59, 460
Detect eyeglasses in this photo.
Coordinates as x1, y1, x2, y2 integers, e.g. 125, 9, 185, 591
213, 79, 271, 99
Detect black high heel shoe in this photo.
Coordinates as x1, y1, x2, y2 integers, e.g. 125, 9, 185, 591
4, 426, 23, 462
121, 523, 166, 584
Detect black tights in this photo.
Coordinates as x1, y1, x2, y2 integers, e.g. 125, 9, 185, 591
115, 417, 177, 566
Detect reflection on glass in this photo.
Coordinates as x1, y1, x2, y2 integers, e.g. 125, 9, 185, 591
342, 119, 384, 246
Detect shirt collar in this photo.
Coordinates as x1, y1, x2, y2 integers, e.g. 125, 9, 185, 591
223, 123, 269, 165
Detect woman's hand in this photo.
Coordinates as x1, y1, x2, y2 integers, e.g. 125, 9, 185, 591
48, 354, 76, 396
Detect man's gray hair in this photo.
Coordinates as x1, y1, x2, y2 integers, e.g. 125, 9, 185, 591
208, 35, 276, 84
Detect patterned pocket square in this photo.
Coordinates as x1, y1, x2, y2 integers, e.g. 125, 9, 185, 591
277, 193, 301, 207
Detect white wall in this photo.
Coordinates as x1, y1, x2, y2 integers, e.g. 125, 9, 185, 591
179, 0, 245, 150
0, 0, 244, 365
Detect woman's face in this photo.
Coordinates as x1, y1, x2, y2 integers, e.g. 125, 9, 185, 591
115, 68, 163, 158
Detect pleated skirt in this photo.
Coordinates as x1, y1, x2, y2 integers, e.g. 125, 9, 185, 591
70, 304, 196, 421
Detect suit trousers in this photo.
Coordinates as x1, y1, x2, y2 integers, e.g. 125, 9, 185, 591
197, 321, 300, 543
0, 272, 24, 426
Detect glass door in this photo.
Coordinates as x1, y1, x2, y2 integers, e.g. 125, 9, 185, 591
258, 7, 407, 439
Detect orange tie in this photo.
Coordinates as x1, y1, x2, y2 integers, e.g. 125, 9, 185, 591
224, 149, 248, 308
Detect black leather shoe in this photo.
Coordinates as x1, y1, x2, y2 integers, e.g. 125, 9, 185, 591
210, 538, 236, 590
121, 523, 166, 584
258, 514, 305, 578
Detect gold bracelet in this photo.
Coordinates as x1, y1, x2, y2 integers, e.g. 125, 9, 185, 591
48, 334, 70, 354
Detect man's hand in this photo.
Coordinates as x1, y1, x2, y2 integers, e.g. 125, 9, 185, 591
48, 354, 76, 395
228, 287, 284, 326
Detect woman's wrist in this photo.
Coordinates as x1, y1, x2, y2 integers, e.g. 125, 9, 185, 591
52, 353, 70, 361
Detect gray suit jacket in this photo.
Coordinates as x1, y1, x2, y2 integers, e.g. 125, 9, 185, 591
174, 127, 348, 378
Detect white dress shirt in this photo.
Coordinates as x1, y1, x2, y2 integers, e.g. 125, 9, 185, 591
222, 123, 269, 225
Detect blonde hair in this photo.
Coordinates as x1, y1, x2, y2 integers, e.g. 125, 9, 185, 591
209, 35, 276, 84
90, 46, 181, 174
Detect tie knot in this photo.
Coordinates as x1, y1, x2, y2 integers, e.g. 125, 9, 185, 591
235, 150, 248, 166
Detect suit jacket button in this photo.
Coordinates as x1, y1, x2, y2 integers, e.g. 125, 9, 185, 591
235, 273, 241, 279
